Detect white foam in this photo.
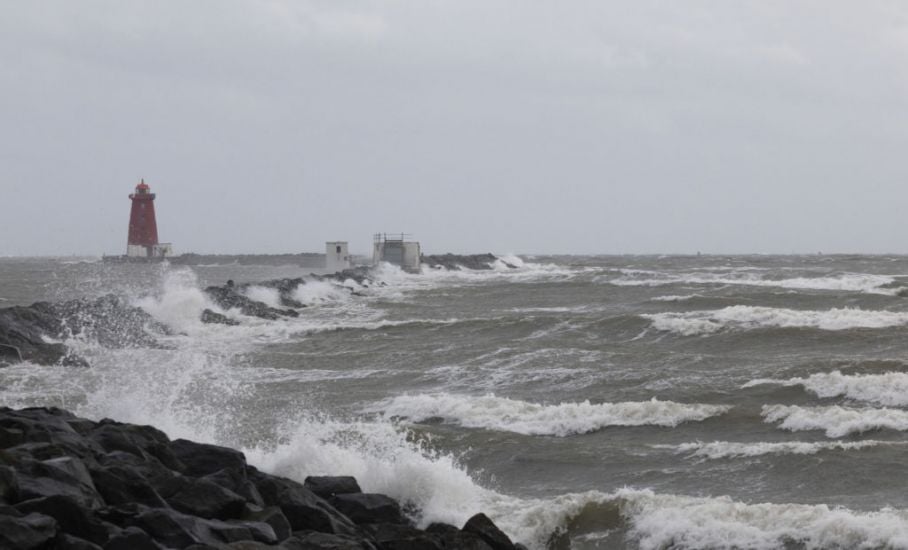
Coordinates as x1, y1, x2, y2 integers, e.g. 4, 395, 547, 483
367, 393, 730, 436
133, 268, 221, 335
615, 488, 908, 550
645, 306, 908, 336
243, 286, 283, 309
650, 294, 701, 302
292, 279, 354, 305
763, 404, 908, 437
660, 439, 894, 460
606, 269, 898, 294
746, 370, 908, 406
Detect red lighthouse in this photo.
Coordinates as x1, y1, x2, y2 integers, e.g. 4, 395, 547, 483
126, 179, 171, 258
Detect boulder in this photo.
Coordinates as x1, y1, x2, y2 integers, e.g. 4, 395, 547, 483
462, 513, 515, 550
200, 309, 240, 326
0, 512, 58, 550
15, 494, 109, 544
330, 493, 407, 525
170, 439, 247, 477
0, 464, 21, 502
89, 463, 169, 508
304, 476, 362, 499
16, 456, 104, 509
0, 295, 166, 366
282, 531, 377, 550
362, 522, 443, 549
241, 505, 292, 541
103, 526, 164, 550
250, 471, 357, 535
57, 533, 104, 550
205, 467, 264, 507
204, 286, 299, 320
165, 477, 247, 519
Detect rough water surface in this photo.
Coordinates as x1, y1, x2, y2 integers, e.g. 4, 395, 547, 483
5, 254, 908, 548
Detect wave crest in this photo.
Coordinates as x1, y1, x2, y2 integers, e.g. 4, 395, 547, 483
367, 393, 730, 436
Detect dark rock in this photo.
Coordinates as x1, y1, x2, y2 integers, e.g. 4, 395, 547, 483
424, 523, 458, 535
231, 519, 278, 544
249, 471, 357, 535
283, 532, 376, 550
170, 439, 247, 477
15, 495, 109, 544
330, 493, 407, 525
462, 513, 515, 550
165, 477, 247, 519
124, 507, 202, 547
435, 532, 494, 550
421, 254, 508, 271
57, 534, 104, 550
0, 512, 58, 549
0, 464, 20, 502
90, 421, 181, 471
304, 476, 362, 499
0, 426, 27, 448
103, 526, 164, 550
0, 343, 22, 363
0, 295, 166, 366
89, 464, 169, 508
203, 286, 299, 320
241, 505, 292, 541
200, 309, 240, 326
205, 467, 264, 507
225, 542, 272, 549
363, 522, 442, 550
16, 456, 104, 509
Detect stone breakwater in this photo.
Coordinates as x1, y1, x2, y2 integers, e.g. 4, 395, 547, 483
0, 407, 525, 550
0, 257, 509, 365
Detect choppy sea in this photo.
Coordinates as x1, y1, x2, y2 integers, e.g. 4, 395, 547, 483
4, 254, 908, 549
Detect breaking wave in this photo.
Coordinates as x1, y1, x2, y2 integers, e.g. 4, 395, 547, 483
367, 393, 730, 436
606, 269, 899, 294
745, 370, 908, 407
659, 439, 894, 460
763, 404, 908, 437
644, 306, 908, 336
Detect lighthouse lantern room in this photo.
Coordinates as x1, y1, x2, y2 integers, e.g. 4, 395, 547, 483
126, 179, 172, 258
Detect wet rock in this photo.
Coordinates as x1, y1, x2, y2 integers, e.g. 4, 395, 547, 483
250, 471, 357, 535
240, 505, 292, 541
330, 493, 407, 526
200, 309, 240, 326
231, 519, 278, 544
422, 254, 510, 271
165, 477, 247, 520
0, 407, 519, 550
462, 513, 516, 550
363, 522, 443, 549
89, 464, 169, 508
0, 295, 166, 366
283, 531, 377, 550
57, 533, 104, 550
16, 456, 104, 509
15, 494, 109, 544
103, 526, 164, 550
0, 511, 58, 549
170, 439, 247, 477
304, 476, 363, 499
205, 467, 264, 508
0, 464, 20, 502
204, 286, 299, 320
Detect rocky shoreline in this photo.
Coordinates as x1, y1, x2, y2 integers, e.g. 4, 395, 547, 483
1, 406, 524, 549
0, 257, 510, 367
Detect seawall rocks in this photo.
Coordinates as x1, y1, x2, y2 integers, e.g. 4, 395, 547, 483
0, 407, 524, 550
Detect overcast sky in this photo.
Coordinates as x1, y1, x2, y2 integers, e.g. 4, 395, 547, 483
2, 1, 908, 255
